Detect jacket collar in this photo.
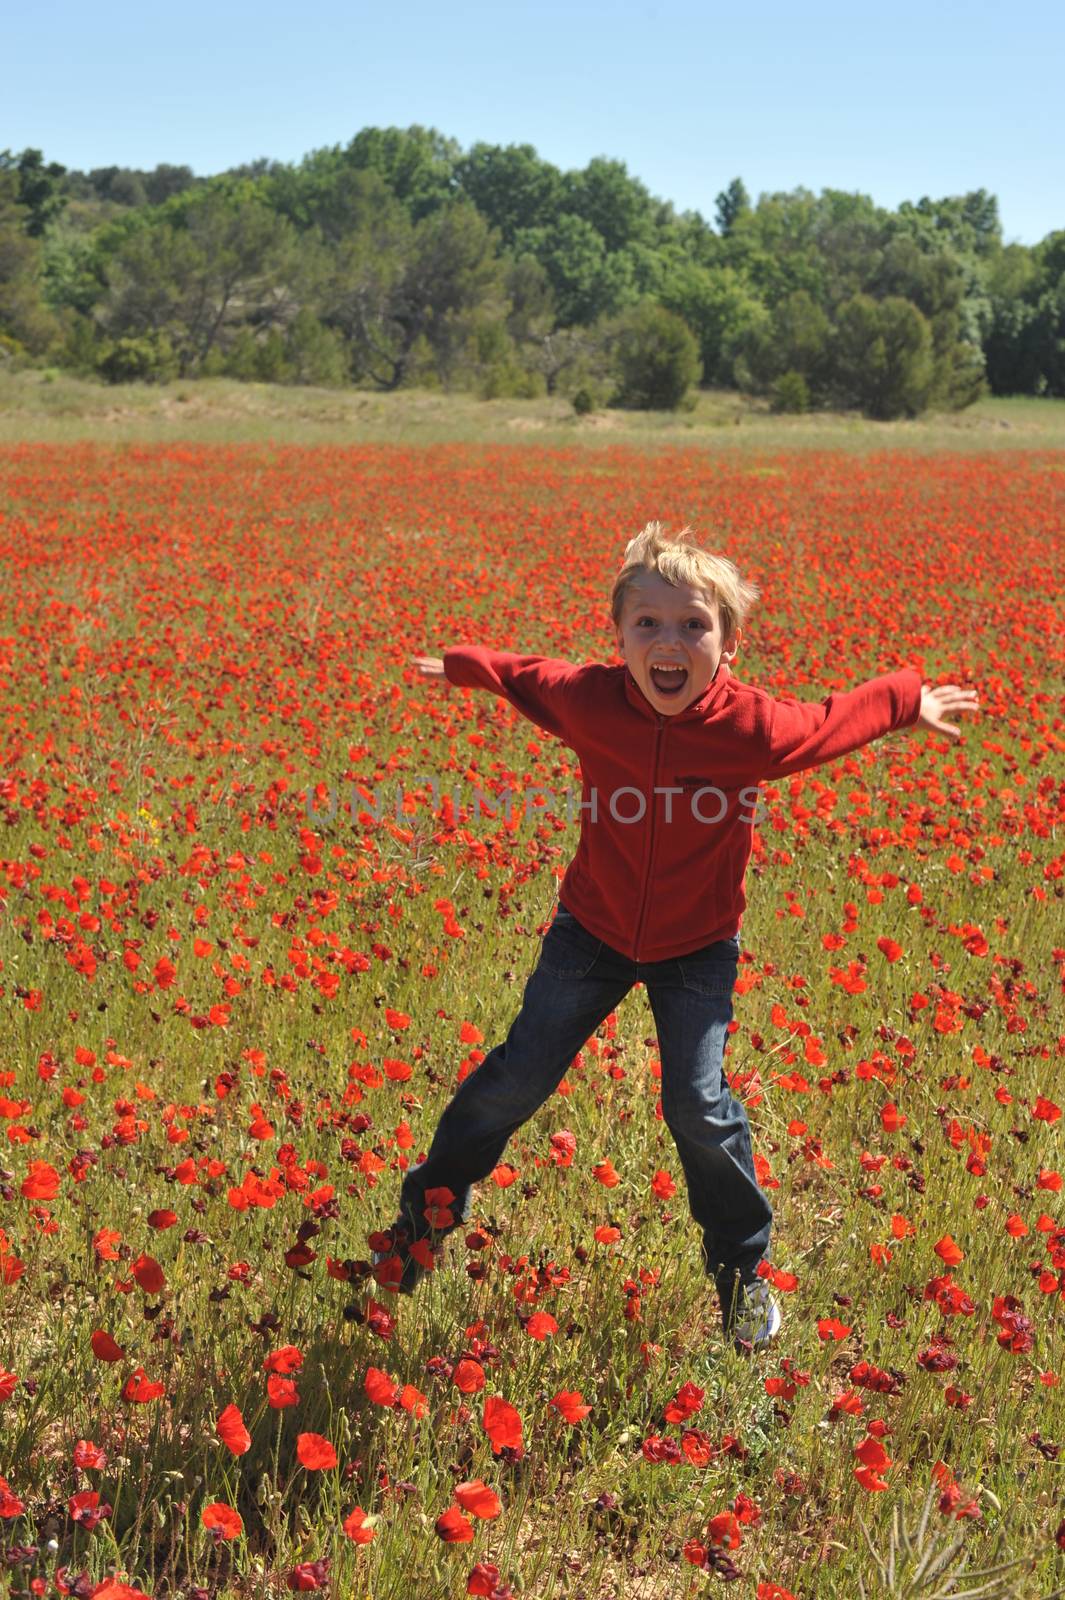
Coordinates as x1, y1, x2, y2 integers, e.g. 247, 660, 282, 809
622, 663, 733, 722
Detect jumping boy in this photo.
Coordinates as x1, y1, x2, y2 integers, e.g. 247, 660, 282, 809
371, 524, 978, 1349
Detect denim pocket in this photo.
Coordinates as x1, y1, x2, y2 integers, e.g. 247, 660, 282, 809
678, 938, 739, 997
539, 904, 603, 979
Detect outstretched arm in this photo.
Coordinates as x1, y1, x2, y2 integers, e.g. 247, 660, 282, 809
409, 646, 585, 744
917, 683, 979, 739
761, 668, 977, 781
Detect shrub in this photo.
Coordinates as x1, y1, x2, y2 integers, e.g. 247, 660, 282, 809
96, 333, 176, 384
609, 301, 702, 410
572, 386, 595, 415
286, 311, 348, 387
770, 370, 810, 413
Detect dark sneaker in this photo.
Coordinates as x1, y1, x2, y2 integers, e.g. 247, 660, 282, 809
370, 1220, 435, 1296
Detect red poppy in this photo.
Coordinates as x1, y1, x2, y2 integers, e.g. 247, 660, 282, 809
90, 1331, 125, 1363
452, 1358, 486, 1393
435, 1506, 475, 1542
20, 1161, 60, 1200
482, 1395, 523, 1455
69, 1490, 110, 1530
342, 1506, 375, 1544
267, 1375, 299, 1407
365, 1367, 398, 1406
454, 1480, 502, 1519
549, 1390, 591, 1423
263, 1345, 303, 1374
132, 1253, 166, 1294
524, 1312, 557, 1340
297, 1432, 337, 1470
592, 1159, 619, 1187
202, 1502, 243, 1539
121, 1367, 165, 1403
467, 1563, 502, 1596
664, 1381, 705, 1423
90, 1581, 152, 1600
216, 1403, 251, 1455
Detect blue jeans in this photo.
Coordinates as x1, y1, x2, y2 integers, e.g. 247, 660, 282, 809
396, 902, 773, 1291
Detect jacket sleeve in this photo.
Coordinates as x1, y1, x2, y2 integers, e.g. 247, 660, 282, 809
443, 645, 584, 744
760, 668, 923, 780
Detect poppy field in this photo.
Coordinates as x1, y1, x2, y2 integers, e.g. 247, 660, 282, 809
0, 441, 1063, 1600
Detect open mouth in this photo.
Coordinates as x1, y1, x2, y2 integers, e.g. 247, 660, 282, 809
650, 664, 688, 696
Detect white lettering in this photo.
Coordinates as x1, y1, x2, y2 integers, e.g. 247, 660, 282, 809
691, 785, 727, 824
610, 786, 647, 823
738, 784, 766, 825
469, 786, 503, 819
409, 774, 442, 813
653, 785, 683, 823
352, 782, 390, 822
523, 784, 556, 820
567, 786, 598, 823
305, 783, 337, 826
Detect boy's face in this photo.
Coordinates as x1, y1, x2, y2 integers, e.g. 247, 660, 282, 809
614, 571, 738, 716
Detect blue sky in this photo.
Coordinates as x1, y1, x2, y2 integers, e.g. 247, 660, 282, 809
8, 0, 1062, 244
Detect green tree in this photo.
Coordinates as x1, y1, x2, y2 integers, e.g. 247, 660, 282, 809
454, 144, 564, 245
714, 178, 750, 237
722, 189, 826, 306
563, 157, 656, 253
0, 170, 58, 353
517, 214, 638, 327
738, 288, 833, 396
344, 126, 459, 219
322, 200, 504, 389
897, 190, 1002, 260
0, 149, 67, 237
984, 231, 1065, 396
872, 235, 984, 407
100, 193, 298, 375
658, 261, 767, 384
268, 158, 397, 244
609, 300, 702, 409
42, 223, 105, 316
86, 166, 148, 208
143, 164, 197, 205
832, 294, 935, 418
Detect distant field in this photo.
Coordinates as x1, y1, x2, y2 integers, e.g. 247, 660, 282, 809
2, 368, 1065, 449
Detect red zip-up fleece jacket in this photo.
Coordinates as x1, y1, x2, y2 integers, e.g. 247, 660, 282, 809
444, 646, 923, 963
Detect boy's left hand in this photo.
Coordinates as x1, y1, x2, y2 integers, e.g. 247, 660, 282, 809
918, 683, 979, 739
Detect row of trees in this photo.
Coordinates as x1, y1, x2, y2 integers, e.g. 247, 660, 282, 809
1, 133, 1063, 416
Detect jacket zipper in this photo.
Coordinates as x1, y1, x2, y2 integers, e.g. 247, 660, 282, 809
632, 714, 666, 962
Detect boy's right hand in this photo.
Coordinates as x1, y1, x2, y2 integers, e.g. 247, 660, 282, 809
412, 655, 446, 678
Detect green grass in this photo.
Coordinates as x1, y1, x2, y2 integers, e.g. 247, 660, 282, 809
3, 368, 1065, 450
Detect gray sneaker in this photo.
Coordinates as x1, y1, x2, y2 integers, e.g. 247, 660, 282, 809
730, 1278, 782, 1352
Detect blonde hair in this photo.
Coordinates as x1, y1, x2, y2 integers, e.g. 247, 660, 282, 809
611, 523, 759, 639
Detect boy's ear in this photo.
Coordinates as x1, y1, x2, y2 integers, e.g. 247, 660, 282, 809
721, 627, 741, 665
